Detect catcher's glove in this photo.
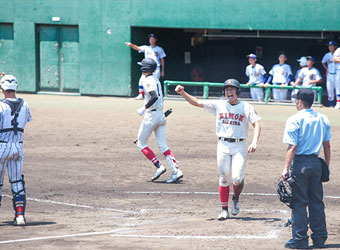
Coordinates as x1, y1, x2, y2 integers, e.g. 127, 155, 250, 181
277, 175, 296, 208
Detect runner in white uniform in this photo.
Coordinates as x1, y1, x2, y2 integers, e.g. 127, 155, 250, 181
136, 58, 183, 183
295, 56, 322, 102
321, 41, 338, 107
245, 53, 266, 101
332, 45, 340, 109
0, 75, 32, 226
175, 79, 261, 220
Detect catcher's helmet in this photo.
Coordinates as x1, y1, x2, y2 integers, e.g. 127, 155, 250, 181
223, 79, 241, 95
0, 74, 18, 91
138, 58, 157, 73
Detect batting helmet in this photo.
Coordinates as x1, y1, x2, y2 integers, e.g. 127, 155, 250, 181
138, 58, 157, 73
224, 79, 241, 95
0, 74, 18, 91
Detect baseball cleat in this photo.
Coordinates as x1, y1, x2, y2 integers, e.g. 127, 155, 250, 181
135, 94, 144, 100
151, 165, 166, 181
217, 209, 230, 221
165, 169, 183, 183
14, 215, 26, 226
231, 196, 240, 216
334, 103, 340, 109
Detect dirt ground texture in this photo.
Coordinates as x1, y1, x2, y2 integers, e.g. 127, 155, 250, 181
0, 94, 339, 250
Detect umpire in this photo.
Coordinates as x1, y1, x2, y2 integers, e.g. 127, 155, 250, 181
281, 88, 331, 249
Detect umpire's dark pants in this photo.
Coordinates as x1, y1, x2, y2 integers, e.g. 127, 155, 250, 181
290, 155, 327, 246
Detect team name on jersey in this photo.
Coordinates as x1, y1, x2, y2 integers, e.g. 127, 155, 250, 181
219, 112, 244, 126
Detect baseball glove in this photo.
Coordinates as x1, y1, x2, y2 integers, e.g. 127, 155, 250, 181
277, 175, 296, 208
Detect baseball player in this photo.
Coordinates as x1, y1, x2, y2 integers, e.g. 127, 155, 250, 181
126, 34, 166, 100
322, 41, 338, 107
332, 44, 340, 109
295, 56, 322, 102
175, 79, 261, 220
245, 53, 266, 101
265, 51, 293, 101
136, 58, 183, 183
0, 75, 32, 226
290, 56, 307, 103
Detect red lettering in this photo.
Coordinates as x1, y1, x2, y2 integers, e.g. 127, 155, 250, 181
239, 115, 244, 122
230, 113, 234, 119
219, 113, 224, 119
235, 114, 239, 120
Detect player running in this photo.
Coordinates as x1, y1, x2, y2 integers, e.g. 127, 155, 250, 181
175, 79, 261, 220
136, 58, 183, 183
0, 75, 32, 226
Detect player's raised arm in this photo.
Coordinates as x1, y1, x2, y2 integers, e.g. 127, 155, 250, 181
125, 42, 140, 51
175, 85, 204, 108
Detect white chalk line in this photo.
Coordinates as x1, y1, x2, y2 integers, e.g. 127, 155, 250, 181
125, 191, 340, 199
2, 194, 138, 214
0, 229, 279, 244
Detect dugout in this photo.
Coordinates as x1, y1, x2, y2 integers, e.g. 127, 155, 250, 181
131, 27, 340, 104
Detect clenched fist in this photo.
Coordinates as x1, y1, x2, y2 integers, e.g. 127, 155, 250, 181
175, 85, 185, 94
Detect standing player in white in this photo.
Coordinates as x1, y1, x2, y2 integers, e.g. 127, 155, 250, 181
0, 75, 32, 226
245, 53, 266, 101
265, 51, 293, 101
175, 79, 261, 220
136, 58, 183, 183
332, 43, 340, 109
290, 56, 307, 103
322, 41, 338, 107
295, 56, 322, 102
126, 34, 166, 100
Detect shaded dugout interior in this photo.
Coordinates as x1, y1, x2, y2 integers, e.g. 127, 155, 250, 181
131, 27, 340, 103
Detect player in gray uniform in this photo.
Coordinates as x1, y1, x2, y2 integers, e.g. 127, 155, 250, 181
136, 58, 183, 183
322, 41, 338, 107
0, 75, 32, 226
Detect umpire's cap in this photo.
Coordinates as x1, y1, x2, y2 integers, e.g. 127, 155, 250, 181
291, 88, 314, 104
224, 79, 241, 94
138, 58, 157, 73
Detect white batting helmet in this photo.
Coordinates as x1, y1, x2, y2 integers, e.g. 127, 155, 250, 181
0, 74, 18, 91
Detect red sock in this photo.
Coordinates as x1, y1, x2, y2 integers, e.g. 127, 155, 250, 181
16, 206, 24, 216
163, 149, 177, 164
141, 147, 159, 165
219, 186, 230, 208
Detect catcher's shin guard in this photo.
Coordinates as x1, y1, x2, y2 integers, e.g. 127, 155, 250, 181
10, 175, 26, 217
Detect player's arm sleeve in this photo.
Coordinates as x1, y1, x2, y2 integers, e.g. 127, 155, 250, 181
282, 117, 299, 145
202, 100, 217, 116
297, 70, 304, 80
245, 67, 249, 76
25, 103, 32, 122
321, 54, 328, 64
266, 74, 273, 83
160, 48, 166, 58
322, 115, 332, 142
138, 45, 146, 54
316, 70, 322, 81
246, 103, 261, 124
145, 91, 158, 109
287, 74, 293, 83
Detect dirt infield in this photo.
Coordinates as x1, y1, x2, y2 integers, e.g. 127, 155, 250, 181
0, 94, 339, 250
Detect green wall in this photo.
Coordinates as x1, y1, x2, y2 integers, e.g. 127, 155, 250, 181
0, 0, 339, 96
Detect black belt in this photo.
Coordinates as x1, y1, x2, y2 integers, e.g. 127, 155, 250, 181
295, 154, 317, 157
0, 128, 24, 133
0, 141, 23, 143
151, 109, 157, 112
219, 137, 245, 143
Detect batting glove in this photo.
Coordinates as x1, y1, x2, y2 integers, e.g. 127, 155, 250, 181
137, 107, 145, 116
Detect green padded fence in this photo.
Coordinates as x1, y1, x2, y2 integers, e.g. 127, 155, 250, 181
164, 80, 323, 105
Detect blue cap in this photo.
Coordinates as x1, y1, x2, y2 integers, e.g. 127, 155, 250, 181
306, 56, 315, 61
247, 53, 257, 59
148, 33, 158, 39
328, 41, 337, 46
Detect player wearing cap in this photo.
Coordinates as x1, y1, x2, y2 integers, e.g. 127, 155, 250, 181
136, 58, 183, 183
245, 53, 266, 101
265, 51, 293, 101
295, 56, 322, 102
322, 41, 338, 107
175, 79, 261, 220
290, 57, 307, 103
126, 34, 166, 100
0, 75, 32, 226
332, 43, 340, 109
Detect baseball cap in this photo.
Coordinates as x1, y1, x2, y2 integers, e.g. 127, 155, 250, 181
148, 33, 158, 39
327, 41, 337, 46
137, 58, 157, 73
297, 56, 307, 66
306, 56, 315, 61
247, 53, 257, 59
0, 74, 18, 91
291, 88, 314, 104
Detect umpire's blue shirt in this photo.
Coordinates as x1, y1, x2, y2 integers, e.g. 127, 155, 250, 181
283, 109, 331, 155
